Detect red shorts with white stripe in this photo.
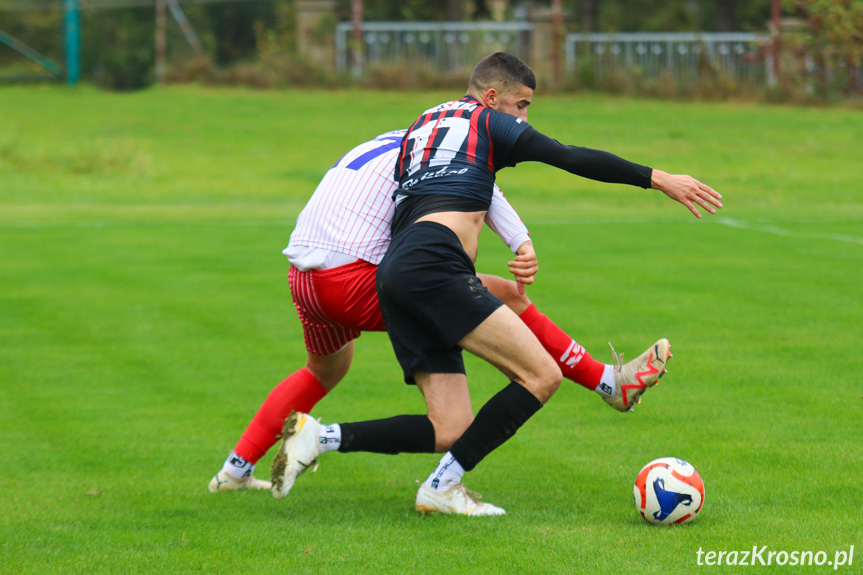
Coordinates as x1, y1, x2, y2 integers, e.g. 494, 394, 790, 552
288, 260, 386, 355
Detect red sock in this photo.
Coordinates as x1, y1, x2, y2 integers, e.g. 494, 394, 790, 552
233, 368, 328, 463
519, 303, 606, 390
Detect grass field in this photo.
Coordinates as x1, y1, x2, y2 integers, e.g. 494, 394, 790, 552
1, 85, 861, 574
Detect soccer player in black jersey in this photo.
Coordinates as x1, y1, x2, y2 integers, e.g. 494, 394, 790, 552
272, 52, 722, 515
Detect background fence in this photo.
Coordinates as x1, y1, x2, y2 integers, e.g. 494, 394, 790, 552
1, 4, 859, 97
335, 22, 861, 96
336, 21, 533, 75
564, 32, 772, 87
334, 23, 776, 90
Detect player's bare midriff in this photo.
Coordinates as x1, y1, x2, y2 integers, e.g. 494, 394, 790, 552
415, 210, 486, 261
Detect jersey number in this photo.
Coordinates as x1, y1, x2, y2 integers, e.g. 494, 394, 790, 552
404, 116, 471, 177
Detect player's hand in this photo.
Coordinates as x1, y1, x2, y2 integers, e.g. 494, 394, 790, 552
509, 241, 537, 295
651, 169, 723, 218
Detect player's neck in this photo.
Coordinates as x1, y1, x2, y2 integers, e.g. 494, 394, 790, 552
464, 91, 486, 106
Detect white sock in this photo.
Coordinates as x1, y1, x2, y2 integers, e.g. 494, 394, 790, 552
424, 452, 465, 491
318, 423, 341, 454
595, 364, 617, 397
222, 451, 254, 479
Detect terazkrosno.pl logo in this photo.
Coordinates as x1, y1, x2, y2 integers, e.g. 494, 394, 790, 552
696, 545, 854, 568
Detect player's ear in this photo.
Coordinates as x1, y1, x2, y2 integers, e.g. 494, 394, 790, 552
484, 87, 499, 109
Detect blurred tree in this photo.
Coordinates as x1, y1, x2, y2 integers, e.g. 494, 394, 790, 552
579, 0, 597, 32
361, 0, 439, 20
83, 7, 154, 90
472, 0, 493, 20
701, 0, 773, 31
568, 0, 773, 32
785, 0, 863, 64
273, 0, 298, 54
784, 0, 863, 89
446, 0, 465, 20
0, 8, 62, 67
356, 0, 490, 20
204, 1, 275, 65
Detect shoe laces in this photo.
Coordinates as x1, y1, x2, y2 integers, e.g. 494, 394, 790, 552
609, 341, 624, 373
456, 483, 484, 503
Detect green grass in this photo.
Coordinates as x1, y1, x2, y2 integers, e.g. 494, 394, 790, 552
1, 85, 862, 574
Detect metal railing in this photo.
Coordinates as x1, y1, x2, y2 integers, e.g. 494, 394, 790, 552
335, 21, 533, 73
564, 32, 771, 85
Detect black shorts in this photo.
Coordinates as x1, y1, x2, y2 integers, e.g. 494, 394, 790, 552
376, 221, 504, 384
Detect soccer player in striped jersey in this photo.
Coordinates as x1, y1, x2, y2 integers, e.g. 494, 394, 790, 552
273, 53, 721, 515
208, 126, 673, 493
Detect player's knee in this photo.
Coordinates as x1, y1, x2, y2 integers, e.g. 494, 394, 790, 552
501, 286, 531, 315
430, 413, 473, 453
305, 343, 354, 391
306, 360, 350, 391
532, 357, 562, 403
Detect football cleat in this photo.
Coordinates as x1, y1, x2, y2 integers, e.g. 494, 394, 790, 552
207, 470, 272, 492
415, 483, 506, 516
605, 338, 671, 412
270, 412, 321, 499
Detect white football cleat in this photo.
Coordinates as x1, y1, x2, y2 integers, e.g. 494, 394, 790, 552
604, 338, 672, 412
415, 483, 506, 516
207, 470, 272, 492
270, 412, 321, 499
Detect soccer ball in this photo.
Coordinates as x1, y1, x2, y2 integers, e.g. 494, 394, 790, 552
633, 457, 704, 525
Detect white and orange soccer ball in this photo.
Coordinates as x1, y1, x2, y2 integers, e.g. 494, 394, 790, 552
633, 457, 705, 525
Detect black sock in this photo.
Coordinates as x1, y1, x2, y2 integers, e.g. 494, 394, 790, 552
338, 415, 436, 454
450, 382, 542, 472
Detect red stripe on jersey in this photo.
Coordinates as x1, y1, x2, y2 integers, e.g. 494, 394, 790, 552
399, 113, 430, 177
398, 117, 419, 176
467, 109, 480, 164
420, 115, 441, 166
422, 102, 456, 167
485, 112, 494, 172
397, 125, 411, 176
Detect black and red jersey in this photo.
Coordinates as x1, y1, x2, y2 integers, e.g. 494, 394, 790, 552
394, 96, 530, 209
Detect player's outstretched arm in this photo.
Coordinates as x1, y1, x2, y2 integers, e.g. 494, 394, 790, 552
508, 128, 723, 219
650, 169, 723, 219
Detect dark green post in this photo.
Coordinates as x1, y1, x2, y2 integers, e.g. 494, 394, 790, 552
65, 0, 80, 85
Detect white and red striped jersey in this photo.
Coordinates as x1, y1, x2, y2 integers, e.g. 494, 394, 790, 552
285, 130, 530, 271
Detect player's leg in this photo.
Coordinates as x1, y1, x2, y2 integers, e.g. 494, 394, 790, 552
271, 229, 487, 499
270, 375, 448, 498
268, 372, 470, 499
210, 262, 381, 492
415, 371, 474, 452
414, 306, 560, 516
208, 347, 349, 493
478, 272, 671, 412
459, 304, 561, 401
420, 305, 559, 483
477, 272, 607, 388
230, 348, 350, 465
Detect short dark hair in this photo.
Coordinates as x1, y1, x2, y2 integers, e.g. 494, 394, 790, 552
468, 52, 537, 94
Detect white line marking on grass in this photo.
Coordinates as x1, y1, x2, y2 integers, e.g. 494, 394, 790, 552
4, 216, 860, 247
527, 216, 863, 245
713, 217, 863, 245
